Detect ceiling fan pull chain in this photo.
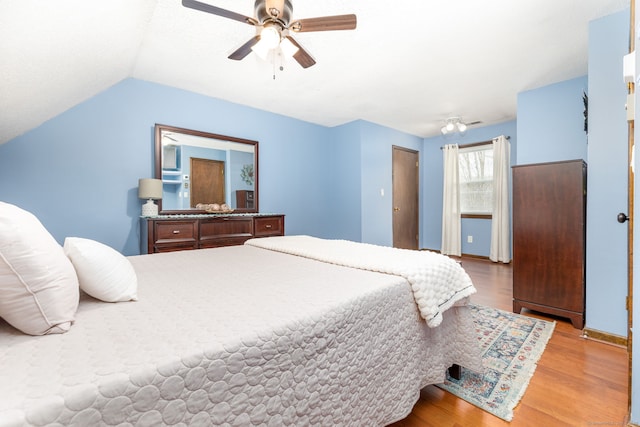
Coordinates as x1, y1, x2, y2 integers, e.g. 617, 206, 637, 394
273, 51, 276, 80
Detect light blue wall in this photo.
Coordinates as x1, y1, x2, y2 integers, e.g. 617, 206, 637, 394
329, 121, 363, 242
516, 76, 588, 165
0, 78, 424, 255
586, 9, 629, 337
230, 151, 255, 194
328, 120, 424, 247
421, 121, 517, 256
359, 121, 424, 247
0, 79, 343, 255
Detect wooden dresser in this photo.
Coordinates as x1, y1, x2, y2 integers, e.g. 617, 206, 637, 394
512, 160, 586, 329
141, 214, 284, 254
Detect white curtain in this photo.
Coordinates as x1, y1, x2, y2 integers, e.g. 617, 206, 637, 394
490, 135, 511, 263
441, 144, 461, 256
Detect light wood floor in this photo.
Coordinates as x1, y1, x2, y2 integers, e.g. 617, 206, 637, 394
389, 257, 629, 427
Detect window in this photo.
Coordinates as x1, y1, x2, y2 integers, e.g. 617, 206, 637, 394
458, 144, 493, 216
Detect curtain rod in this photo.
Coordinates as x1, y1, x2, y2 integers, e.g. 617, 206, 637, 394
440, 135, 510, 150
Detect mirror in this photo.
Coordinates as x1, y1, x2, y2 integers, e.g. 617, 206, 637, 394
155, 124, 258, 214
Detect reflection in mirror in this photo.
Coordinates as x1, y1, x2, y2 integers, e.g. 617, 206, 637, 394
154, 124, 258, 214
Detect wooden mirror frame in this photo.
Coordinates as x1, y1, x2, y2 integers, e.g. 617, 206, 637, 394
154, 124, 259, 214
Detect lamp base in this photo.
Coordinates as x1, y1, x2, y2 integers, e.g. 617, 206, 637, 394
141, 199, 158, 217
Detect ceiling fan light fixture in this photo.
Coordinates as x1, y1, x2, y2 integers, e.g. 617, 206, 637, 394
260, 25, 281, 49
251, 24, 281, 59
441, 117, 470, 136
280, 37, 299, 57
251, 38, 271, 60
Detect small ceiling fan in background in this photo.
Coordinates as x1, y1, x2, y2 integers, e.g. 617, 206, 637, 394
182, 0, 357, 68
440, 117, 482, 136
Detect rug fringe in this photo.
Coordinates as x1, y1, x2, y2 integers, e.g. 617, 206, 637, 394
505, 320, 556, 421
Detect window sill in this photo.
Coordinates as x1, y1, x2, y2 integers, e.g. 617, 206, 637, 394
461, 214, 492, 219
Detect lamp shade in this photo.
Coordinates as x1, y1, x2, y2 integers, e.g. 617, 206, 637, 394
441, 117, 468, 136
138, 178, 163, 200
280, 37, 299, 58
260, 26, 280, 49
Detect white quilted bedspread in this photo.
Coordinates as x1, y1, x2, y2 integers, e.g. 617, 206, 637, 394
246, 235, 476, 327
0, 244, 482, 426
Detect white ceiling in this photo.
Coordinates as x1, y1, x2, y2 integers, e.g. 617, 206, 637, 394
0, 0, 630, 145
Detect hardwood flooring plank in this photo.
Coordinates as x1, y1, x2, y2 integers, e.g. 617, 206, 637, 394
388, 257, 628, 427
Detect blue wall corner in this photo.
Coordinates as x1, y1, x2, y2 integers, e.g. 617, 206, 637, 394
516, 76, 589, 165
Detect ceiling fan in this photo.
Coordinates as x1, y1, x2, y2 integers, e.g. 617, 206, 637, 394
440, 117, 482, 135
182, 0, 357, 69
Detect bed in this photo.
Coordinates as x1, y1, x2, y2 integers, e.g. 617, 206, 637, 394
0, 230, 482, 426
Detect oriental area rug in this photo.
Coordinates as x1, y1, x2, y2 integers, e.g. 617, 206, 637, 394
437, 304, 555, 422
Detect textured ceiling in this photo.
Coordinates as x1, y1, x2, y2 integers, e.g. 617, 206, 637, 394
0, 0, 630, 145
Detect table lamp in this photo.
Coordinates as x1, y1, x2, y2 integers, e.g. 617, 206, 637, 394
138, 178, 163, 216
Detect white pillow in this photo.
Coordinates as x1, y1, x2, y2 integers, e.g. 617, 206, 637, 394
64, 237, 138, 303
0, 202, 79, 335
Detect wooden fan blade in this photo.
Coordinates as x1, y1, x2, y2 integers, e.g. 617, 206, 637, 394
290, 14, 357, 32
182, 0, 256, 25
228, 36, 261, 60
285, 36, 316, 68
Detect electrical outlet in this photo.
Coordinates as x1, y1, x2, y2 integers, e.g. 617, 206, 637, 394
467, 235, 473, 243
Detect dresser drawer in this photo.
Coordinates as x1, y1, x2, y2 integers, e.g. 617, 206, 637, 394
143, 215, 284, 254
154, 220, 198, 251
154, 244, 197, 253
200, 217, 253, 247
254, 216, 284, 237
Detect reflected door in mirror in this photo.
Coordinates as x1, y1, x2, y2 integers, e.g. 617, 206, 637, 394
191, 158, 225, 208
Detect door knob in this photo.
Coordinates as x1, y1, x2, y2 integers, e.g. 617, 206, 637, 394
393, 207, 400, 212
617, 212, 629, 223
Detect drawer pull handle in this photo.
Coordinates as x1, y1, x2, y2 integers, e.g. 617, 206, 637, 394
173, 230, 180, 234
265, 224, 272, 229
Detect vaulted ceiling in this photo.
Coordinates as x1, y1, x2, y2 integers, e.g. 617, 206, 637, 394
0, 0, 630, 145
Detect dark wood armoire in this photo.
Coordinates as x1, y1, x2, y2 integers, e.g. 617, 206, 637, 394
236, 190, 254, 209
512, 159, 586, 329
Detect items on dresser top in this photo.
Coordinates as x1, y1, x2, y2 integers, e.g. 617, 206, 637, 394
141, 213, 284, 254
